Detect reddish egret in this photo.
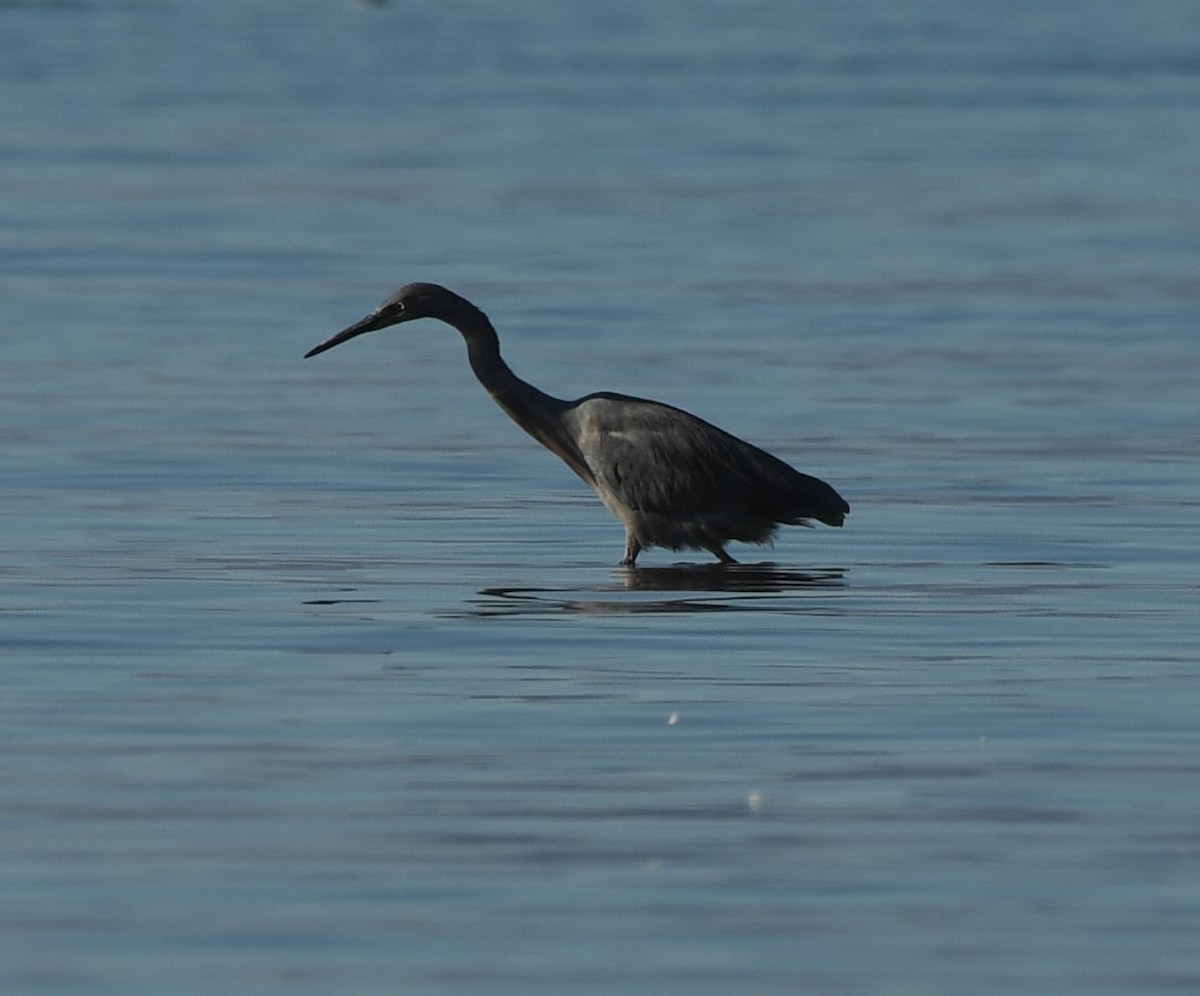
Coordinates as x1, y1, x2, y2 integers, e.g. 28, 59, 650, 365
305, 283, 848, 566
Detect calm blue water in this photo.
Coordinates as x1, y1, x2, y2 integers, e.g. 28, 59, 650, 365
3, 0, 1199, 992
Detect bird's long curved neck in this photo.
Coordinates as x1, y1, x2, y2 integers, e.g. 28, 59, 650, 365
444, 301, 551, 412
445, 301, 593, 484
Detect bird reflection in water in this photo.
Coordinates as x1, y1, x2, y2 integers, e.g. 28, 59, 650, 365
464, 563, 846, 618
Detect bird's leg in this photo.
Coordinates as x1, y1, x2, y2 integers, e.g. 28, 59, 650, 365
707, 544, 737, 565
620, 534, 642, 568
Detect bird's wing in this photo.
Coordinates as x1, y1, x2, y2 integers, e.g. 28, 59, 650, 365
569, 393, 828, 520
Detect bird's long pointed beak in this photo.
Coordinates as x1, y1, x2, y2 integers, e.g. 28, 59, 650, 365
303, 310, 390, 359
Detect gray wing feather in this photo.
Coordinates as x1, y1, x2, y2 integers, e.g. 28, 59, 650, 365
569, 394, 846, 528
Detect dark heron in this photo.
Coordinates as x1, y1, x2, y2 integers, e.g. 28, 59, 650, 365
305, 283, 848, 566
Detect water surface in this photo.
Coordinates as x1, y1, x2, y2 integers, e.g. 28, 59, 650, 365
3, 0, 1199, 993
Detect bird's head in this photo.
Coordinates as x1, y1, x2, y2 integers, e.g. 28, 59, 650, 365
304, 282, 464, 358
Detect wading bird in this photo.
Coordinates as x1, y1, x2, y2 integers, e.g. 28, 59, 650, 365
305, 283, 848, 566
